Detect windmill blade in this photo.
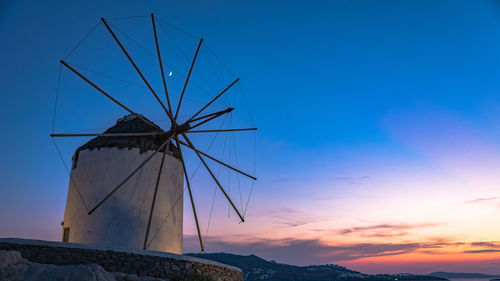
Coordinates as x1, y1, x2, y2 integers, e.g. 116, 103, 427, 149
50, 133, 163, 137
101, 18, 175, 123
177, 139, 256, 180
143, 152, 166, 250
189, 110, 232, 131
88, 136, 172, 215
175, 135, 204, 252
188, 110, 225, 124
186, 128, 257, 133
151, 13, 173, 115
60, 61, 160, 130
188, 108, 234, 123
175, 38, 203, 121
181, 133, 245, 222
188, 78, 239, 122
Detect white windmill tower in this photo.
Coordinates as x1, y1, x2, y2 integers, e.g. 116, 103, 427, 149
51, 14, 257, 254
61, 114, 185, 253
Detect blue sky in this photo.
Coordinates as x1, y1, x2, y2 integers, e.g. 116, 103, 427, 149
2, 0, 500, 274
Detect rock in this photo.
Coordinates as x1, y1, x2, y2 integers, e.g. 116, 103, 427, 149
113, 271, 167, 281
0, 250, 28, 281
0, 250, 169, 281
0, 251, 24, 265
23, 263, 116, 281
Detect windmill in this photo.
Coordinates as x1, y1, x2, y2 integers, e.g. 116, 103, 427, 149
50, 14, 257, 254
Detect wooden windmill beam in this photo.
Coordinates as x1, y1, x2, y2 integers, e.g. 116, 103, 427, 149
186, 128, 257, 133
188, 78, 239, 122
174, 38, 203, 121
177, 139, 256, 180
60, 60, 161, 131
151, 13, 173, 115
101, 18, 176, 124
143, 152, 166, 250
181, 133, 245, 222
88, 136, 172, 215
188, 108, 234, 124
175, 135, 204, 252
189, 109, 232, 130
50, 132, 163, 137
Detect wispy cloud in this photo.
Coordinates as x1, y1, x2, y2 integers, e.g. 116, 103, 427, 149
332, 175, 370, 184
270, 216, 320, 227
465, 197, 500, 207
185, 235, 423, 264
272, 177, 292, 183
470, 241, 500, 248
464, 197, 500, 209
253, 207, 325, 228
463, 241, 500, 254
463, 249, 500, 254
184, 236, 476, 265
359, 231, 410, 238
337, 223, 439, 235
465, 197, 500, 204
254, 207, 299, 216
313, 222, 442, 238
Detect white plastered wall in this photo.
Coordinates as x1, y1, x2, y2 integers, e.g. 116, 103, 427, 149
62, 147, 183, 254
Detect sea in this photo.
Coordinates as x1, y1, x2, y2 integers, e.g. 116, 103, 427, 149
448, 279, 494, 281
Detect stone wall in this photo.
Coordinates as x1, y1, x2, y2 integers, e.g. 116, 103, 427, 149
0, 238, 242, 281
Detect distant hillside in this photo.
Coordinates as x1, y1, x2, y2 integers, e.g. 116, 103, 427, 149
428, 272, 500, 279
187, 252, 447, 281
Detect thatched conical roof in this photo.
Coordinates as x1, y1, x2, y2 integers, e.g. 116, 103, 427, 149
72, 114, 178, 168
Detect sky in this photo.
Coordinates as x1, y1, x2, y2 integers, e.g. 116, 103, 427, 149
1, 0, 500, 275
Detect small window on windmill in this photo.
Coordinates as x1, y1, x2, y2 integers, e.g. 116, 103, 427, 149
62, 227, 70, 242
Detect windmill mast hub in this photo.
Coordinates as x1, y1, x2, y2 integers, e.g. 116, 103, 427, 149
171, 122, 191, 135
